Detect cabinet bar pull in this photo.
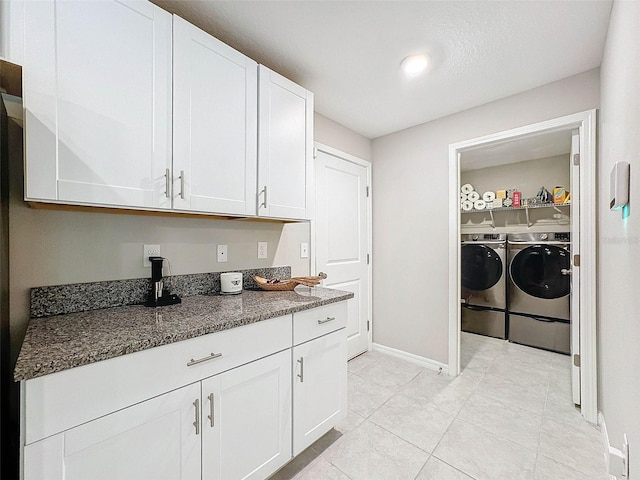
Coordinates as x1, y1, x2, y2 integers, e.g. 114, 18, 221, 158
208, 393, 215, 427
186, 352, 222, 367
317, 317, 336, 325
259, 186, 268, 209
297, 357, 304, 382
179, 170, 185, 199
193, 399, 200, 435
164, 168, 171, 198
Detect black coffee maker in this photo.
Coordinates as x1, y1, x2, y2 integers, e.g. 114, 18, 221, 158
145, 256, 181, 307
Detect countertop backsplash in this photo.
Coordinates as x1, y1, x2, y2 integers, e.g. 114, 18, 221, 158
30, 266, 292, 318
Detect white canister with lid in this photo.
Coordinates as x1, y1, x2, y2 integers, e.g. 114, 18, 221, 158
220, 272, 243, 294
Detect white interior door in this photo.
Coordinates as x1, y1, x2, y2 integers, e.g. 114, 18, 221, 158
570, 130, 581, 405
315, 144, 371, 359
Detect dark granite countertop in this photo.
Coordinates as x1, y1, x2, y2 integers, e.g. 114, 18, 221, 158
14, 287, 353, 381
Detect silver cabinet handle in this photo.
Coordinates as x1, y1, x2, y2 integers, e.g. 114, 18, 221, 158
561, 269, 572, 275
317, 317, 336, 325
259, 186, 268, 209
164, 168, 171, 198
207, 393, 215, 428
193, 399, 200, 435
297, 357, 304, 382
179, 170, 185, 199
186, 352, 222, 367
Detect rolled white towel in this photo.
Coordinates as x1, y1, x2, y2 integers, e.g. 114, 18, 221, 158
482, 191, 496, 202
468, 191, 480, 202
461, 200, 474, 211
473, 200, 486, 210
460, 192, 468, 201
461, 183, 474, 194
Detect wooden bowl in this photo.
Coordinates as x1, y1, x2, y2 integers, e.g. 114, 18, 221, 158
252, 275, 325, 291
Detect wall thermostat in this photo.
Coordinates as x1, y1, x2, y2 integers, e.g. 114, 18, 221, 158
610, 161, 630, 210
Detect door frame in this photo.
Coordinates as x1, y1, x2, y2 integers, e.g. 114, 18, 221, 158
447, 109, 598, 423
312, 142, 373, 353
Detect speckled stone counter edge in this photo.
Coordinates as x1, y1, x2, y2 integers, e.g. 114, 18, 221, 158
30, 266, 291, 318
16, 287, 354, 381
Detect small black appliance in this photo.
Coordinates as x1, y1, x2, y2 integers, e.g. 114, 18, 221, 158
145, 256, 182, 307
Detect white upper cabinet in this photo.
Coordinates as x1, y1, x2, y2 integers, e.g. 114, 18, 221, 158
23, 0, 173, 209
172, 16, 258, 215
258, 65, 313, 220
20, 1, 314, 220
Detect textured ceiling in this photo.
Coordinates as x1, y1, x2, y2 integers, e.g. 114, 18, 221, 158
152, 0, 612, 139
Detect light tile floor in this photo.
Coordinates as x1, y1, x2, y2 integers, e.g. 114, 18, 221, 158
272, 332, 608, 480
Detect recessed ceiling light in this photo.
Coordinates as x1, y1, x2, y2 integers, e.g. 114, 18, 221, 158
401, 54, 430, 77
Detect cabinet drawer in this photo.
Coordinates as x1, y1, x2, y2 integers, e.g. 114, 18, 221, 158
24, 315, 292, 445
293, 302, 347, 346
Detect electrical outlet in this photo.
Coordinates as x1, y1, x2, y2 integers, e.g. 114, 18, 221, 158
217, 245, 228, 263
300, 242, 309, 258
143, 245, 160, 267
257, 242, 268, 259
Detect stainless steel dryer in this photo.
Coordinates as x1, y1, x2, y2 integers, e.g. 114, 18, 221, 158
461, 233, 507, 339
507, 232, 571, 354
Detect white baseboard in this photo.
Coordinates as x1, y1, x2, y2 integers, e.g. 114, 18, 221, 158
372, 343, 449, 375
599, 411, 625, 480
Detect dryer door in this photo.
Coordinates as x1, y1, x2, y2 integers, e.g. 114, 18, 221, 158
461, 244, 505, 309
510, 245, 570, 300
461, 244, 503, 291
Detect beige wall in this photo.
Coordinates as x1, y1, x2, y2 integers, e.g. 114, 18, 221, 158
7, 112, 368, 363
314, 112, 371, 161
371, 69, 599, 364
461, 155, 571, 234
598, 0, 640, 473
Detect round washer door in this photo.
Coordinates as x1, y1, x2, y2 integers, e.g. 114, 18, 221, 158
510, 245, 570, 299
461, 244, 503, 291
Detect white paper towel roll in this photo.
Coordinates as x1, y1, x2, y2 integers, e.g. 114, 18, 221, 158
461, 183, 474, 194
468, 191, 480, 202
461, 200, 473, 211
482, 191, 496, 202
460, 192, 468, 201
473, 200, 486, 210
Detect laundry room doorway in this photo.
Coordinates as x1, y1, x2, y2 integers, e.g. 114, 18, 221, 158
448, 110, 597, 423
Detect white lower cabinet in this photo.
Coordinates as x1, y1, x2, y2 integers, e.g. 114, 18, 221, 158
24, 382, 202, 480
202, 349, 292, 479
21, 304, 348, 480
292, 328, 347, 456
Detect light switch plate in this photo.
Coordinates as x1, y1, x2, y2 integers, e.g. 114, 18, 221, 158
217, 245, 228, 263
143, 244, 160, 267
257, 242, 268, 259
300, 242, 309, 258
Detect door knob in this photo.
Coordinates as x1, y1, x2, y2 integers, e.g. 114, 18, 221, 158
318, 272, 327, 279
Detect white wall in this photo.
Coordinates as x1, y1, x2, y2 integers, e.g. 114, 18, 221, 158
597, 0, 640, 474
371, 69, 599, 363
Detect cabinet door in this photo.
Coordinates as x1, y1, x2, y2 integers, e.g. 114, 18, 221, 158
23, 0, 172, 209
173, 16, 257, 215
202, 349, 292, 480
292, 328, 347, 455
24, 382, 201, 480
257, 65, 313, 220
